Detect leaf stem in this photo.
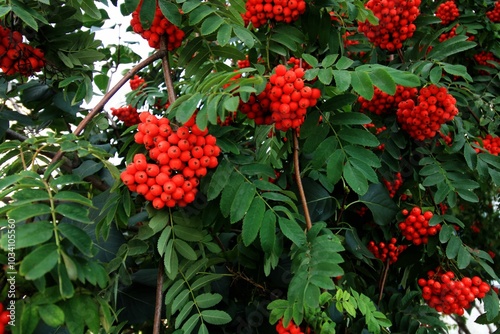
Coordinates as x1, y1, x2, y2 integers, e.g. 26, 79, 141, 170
293, 130, 312, 231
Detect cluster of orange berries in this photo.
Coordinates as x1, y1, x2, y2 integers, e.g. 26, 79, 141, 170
358, 0, 421, 51
0, 304, 10, 333
438, 25, 474, 43
487, 0, 500, 23
473, 51, 500, 69
396, 85, 458, 141
287, 56, 312, 71
368, 238, 408, 264
130, 74, 146, 90
0, 26, 45, 76
240, 63, 321, 131
399, 207, 441, 245
383, 172, 403, 198
111, 105, 141, 127
358, 85, 418, 115
276, 318, 310, 334
120, 112, 220, 209
242, 0, 307, 28
435, 0, 460, 25
474, 134, 500, 155
418, 269, 490, 316
130, 1, 184, 50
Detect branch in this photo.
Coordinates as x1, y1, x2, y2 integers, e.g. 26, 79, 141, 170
378, 259, 390, 305
160, 36, 177, 104
50, 49, 168, 164
293, 130, 312, 231
153, 261, 164, 334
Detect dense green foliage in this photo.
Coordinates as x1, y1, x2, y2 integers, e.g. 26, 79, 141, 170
0, 0, 500, 333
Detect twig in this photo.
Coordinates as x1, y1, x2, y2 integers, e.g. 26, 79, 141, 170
50, 50, 168, 164
153, 261, 164, 334
451, 313, 472, 334
293, 130, 312, 231
378, 259, 390, 305
160, 36, 177, 104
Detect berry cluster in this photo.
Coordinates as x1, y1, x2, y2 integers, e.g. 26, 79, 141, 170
383, 172, 403, 198
276, 318, 309, 334
487, 0, 500, 23
111, 105, 141, 127
368, 238, 408, 264
0, 26, 45, 76
0, 304, 9, 333
342, 31, 367, 59
239, 63, 321, 131
358, 85, 418, 115
399, 207, 441, 245
396, 85, 458, 141
287, 56, 312, 71
358, 0, 421, 51
242, 0, 307, 28
474, 134, 500, 155
473, 51, 500, 69
120, 112, 220, 208
438, 25, 474, 43
130, 1, 184, 50
418, 269, 491, 315
435, 1, 460, 25
130, 75, 146, 90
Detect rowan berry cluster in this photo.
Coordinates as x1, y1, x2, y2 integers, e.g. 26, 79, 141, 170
130, 75, 146, 90
473, 51, 500, 69
276, 318, 308, 334
399, 207, 441, 245
438, 25, 474, 43
111, 105, 141, 127
342, 31, 367, 58
396, 85, 458, 141
242, 0, 307, 28
120, 112, 220, 208
0, 304, 10, 334
287, 56, 312, 71
357, 0, 421, 51
368, 238, 408, 264
239, 63, 321, 131
418, 269, 490, 315
486, 0, 500, 23
130, 1, 184, 50
0, 26, 45, 76
474, 134, 500, 155
435, 1, 460, 25
383, 172, 403, 198
358, 85, 418, 115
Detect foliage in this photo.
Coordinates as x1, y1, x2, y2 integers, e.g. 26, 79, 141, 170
0, 0, 500, 333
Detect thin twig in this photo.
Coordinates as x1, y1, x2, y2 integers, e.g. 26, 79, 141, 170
153, 261, 164, 334
378, 259, 390, 305
50, 50, 168, 164
160, 36, 177, 104
293, 130, 312, 231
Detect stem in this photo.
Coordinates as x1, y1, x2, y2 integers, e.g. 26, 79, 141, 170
160, 36, 177, 104
293, 130, 312, 231
50, 49, 168, 164
378, 259, 390, 305
153, 261, 164, 334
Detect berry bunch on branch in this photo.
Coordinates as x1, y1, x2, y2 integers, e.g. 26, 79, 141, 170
130, 74, 146, 90
396, 84, 458, 141
358, 85, 418, 115
367, 238, 407, 264
0, 25, 45, 76
474, 134, 500, 155
130, 1, 184, 50
418, 269, 491, 316
242, 0, 307, 28
398, 207, 441, 245
358, 0, 421, 51
120, 112, 220, 209
111, 105, 141, 127
435, 0, 460, 26
487, 0, 500, 23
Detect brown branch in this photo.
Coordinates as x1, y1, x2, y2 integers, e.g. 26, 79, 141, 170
293, 130, 312, 231
160, 36, 177, 104
153, 261, 164, 334
378, 259, 390, 305
50, 49, 168, 164
451, 314, 472, 334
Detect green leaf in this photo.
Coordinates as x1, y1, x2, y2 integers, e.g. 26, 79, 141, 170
344, 162, 368, 195
360, 183, 399, 225
446, 235, 461, 259
369, 68, 396, 95
201, 310, 231, 325
19, 243, 58, 280
201, 15, 225, 35
158, 0, 182, 26
233, 25, 255, 48
350, 71, 374, 100
81, 0, 101, 19
426, 36, 476, 61
55, 203, 91, 223
338, 128, 379, 147
333, 70, 351, 92
318, 68, 333, 85
174, 239, 197, 261
175, 301, 195, 328
11, 1, 38, 30
331, 112, 372, 125
229, 182, 255, 223
174, 225, 205, 242
335, 56, 354, 70
429, 66, 442, 84
223, 95, 240, 112
321, 54, 339, 68
38, 304, 65, 327
484, 291, 500, 322
8, 203, 51, 222
326, 150, 344, 185
278, 217, 306, 246
176, 93, 201, 124
439, 224, 454, 243
260, 210, 276, 253
54, 191, 93, 207
195, 293, 223, 309
58, 223, 93, 256
443, 64, 472, 81
217, 24, 232, 46
182, 314, 200, 334
457, 246, 471, 269
301, 54, 318, 67
157, 226, 172, 256
242, 198, 265, 246
1, 221, 53, 250
139, 0, 156, 29
11, 189, 50, 206
456, 188, 479, 202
